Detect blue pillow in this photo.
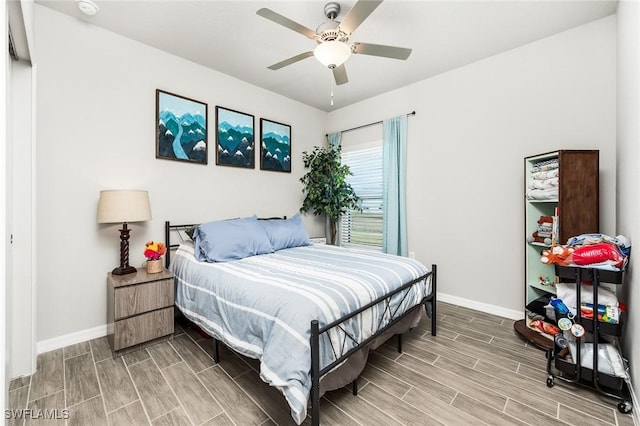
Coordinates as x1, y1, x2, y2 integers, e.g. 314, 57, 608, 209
193, 216, 274, 262
259, 213, 311, 251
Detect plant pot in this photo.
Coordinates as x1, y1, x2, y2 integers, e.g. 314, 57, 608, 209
146, 259, 163, 274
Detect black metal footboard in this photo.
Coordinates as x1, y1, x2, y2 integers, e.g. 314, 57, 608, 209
310, 265, 437, 426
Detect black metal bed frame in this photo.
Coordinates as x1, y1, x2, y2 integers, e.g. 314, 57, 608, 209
165, 221, 437, 426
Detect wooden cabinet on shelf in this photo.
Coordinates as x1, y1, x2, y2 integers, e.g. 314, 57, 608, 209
107, 268, 175, 356
518, 150, 599, 346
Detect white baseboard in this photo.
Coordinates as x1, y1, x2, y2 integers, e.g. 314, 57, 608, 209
438, 292, 523, 321
36, 324, 107, 354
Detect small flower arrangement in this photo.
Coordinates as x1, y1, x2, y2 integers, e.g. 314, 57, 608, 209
144, 241, 167, 261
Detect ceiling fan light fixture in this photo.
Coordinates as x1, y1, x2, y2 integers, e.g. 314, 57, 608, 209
314, 40, 351, 68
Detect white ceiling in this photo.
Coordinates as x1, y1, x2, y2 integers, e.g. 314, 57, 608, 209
36, 0, 617, 112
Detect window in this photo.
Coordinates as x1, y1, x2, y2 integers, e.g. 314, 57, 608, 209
340, 145, 383, 248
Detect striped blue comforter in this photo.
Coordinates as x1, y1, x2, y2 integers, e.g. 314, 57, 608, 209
171, 242, 431, 424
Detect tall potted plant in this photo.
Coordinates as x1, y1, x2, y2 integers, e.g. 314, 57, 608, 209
300, 146, 360, 245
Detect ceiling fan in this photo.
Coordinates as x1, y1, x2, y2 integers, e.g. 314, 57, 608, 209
256, 0, 412, 85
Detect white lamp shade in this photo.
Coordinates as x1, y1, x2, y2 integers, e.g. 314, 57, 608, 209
97, 190, 152, 224
314, 41, 352, 68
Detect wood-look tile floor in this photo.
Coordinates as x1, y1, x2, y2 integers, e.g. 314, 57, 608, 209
7, 302, 636, 425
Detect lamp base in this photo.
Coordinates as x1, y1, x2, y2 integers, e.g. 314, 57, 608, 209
112, 265, 137, 275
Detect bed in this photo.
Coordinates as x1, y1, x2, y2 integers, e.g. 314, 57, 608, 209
165, 217, 436, 425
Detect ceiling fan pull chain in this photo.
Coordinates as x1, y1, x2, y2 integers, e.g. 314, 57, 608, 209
330, 70, 335, 106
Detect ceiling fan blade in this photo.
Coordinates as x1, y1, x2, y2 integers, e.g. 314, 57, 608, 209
257, 8, 317, 39
340, 0, 383, 34
267, 51, 314, 70
332, 64, 349, 85
352, 42, 412, 60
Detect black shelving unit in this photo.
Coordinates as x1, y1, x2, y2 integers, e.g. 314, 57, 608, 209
546, 265, 632, 414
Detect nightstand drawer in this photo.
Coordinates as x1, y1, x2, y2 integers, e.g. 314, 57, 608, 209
113, 307, 173, 351
114, 278, 174, 320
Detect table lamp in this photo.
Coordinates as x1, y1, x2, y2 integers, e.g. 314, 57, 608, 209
97, 190, 152, 275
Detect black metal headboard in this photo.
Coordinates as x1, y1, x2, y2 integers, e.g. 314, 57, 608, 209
164, 221, 197, 268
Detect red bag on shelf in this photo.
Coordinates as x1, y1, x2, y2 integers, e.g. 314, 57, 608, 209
572, 243, 625, 267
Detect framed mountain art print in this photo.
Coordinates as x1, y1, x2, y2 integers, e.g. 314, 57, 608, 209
156, 89, 208, 165
260, 118, 291, 173
215, 106, 255, 168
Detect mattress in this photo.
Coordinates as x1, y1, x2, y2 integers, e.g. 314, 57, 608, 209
170, 242, 432, 424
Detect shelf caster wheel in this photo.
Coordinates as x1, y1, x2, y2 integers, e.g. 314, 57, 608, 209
546, 376, 554, 388
617, 400, 632, 414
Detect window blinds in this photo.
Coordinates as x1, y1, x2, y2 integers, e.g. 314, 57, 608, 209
341, 146, 383, 248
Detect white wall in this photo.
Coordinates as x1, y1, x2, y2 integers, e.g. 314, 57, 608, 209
1, 0, 9, 410
328, 16, 616, 317
34, 5, 325, 345
616, 0, 640, 418
10, 59, 35, 378
5, 0, 37, 382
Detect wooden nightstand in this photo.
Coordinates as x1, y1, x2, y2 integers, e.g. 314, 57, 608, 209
107, 268, 174, 356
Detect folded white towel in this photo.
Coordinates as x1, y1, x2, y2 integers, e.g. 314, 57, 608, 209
526, 188, 558, 200
529, 177, 559, 189
531, 169, 559, 180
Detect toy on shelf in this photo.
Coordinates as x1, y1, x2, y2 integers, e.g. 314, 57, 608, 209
538, 275, 555, 287
529, 319, 561, 336
528, 215, 555, 245
540, 245, 575, 266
